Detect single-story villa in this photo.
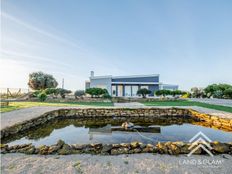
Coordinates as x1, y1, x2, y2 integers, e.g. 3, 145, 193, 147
85, 71, 178, 97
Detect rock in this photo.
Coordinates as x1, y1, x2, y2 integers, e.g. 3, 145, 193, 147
56, 139, 65, 148
131, 141, 139, 148
156, 142, 168, 154
38, 145, 49, 155
212, 142, 230, 153
25, 147, 36, 154
0, 144, 7, 149
91, 143, 102, 150
120, 143, 130, 148
48, 145, 60, 154
169, 144, 180, 155
174, 141, 185, 148
58, 144, 72, 155
180, 145, 190, 154
101, 144, 112, 154
111, 147, 129, 155
133, 148, 142, 153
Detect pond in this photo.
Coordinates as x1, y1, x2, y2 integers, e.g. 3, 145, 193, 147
2, 117, 232, 146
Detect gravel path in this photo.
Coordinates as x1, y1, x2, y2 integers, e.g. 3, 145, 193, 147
1, 153, 232, 174
189, 98, 232, 107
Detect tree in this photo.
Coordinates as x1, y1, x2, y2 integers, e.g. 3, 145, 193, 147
190, 87, 204, 98
28, 72, 58, 90
85, 88, 108, 98
74, 90, 85, 99
137, 88, 151, 98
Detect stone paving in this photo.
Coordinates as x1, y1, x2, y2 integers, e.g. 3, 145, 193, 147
1, 153, 232, 174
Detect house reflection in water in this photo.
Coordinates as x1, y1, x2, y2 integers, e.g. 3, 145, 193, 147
88, 124, 161, 140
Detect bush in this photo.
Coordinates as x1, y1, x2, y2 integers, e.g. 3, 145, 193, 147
74, 90, 85, 99
190, 87, 205, 98
155, 90, 172, 97
57, 88, 72, 98
171, 90, 183, 96
102, 93, 112, 99
37, 92, 47, 101
86, 88, 108, 98
224, 88, 232, 99
137, 88, 151, 98
44, 88, 58, 95
32, 90, 43, 97
204, 84, 232, 98
28, 71, 58, 90
181, 92, 191, 98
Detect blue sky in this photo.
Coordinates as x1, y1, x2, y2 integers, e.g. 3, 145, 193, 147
1, 0, 232, 90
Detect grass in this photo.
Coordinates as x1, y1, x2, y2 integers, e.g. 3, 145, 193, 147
0, 101, 113, 113
141, 100, 232, 113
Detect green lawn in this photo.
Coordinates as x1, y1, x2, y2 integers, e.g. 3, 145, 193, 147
141, 100, 232, 113
0, 101, 113, 113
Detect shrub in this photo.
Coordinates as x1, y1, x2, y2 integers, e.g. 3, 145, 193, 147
204, 84, 232, 98
37, 92, 47, 101
32, 90, 43, 97
155, 90, 172, 97
28, 71, 58, 90
224, 88, 232, 99
85, 88, 108, 98
102, 93, 112, 99
44, 88, 58, 95
181, 92, 191, 98
137, 88, 151, 98
57, 88, 72, 98
74, 90, 85, 99
190, 87, 205, 98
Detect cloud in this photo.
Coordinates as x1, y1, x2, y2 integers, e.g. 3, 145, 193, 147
1, 12, 82, 49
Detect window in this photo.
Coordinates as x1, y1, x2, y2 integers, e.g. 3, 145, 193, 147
141, 86, 148, 89
112, 86, 116, 97
117, 85, 123, 97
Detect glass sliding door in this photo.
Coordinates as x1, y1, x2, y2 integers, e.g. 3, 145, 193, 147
125, 85, 131, 97
131, 85, 138, 97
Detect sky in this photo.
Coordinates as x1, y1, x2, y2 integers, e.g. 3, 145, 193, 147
1, 0, 232, 91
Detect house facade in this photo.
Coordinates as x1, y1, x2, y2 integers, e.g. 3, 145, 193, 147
85, 71, 178, 97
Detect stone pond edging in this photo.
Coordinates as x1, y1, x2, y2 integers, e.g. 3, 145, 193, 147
1, 140, 232, 155
1, 107, 232, 155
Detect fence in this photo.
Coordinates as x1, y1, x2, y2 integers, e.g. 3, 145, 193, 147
0, 88, 31, 99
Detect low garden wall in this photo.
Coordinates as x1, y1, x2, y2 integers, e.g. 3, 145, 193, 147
1, 108, 232, 155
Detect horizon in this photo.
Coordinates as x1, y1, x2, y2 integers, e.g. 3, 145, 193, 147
1, 0, 232, 91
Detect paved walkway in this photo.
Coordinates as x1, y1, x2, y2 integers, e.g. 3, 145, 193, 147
114, 102, 146, 108
1, 105, 232, 130
189, 98, 232, 107
1, 153, 231, 174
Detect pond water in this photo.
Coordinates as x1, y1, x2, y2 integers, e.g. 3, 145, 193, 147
3, 117, 232, 146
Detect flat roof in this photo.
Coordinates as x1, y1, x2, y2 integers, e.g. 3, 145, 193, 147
90, 74, 159, 80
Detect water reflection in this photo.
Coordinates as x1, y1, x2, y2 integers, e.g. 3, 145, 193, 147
2, 117, 232, 146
